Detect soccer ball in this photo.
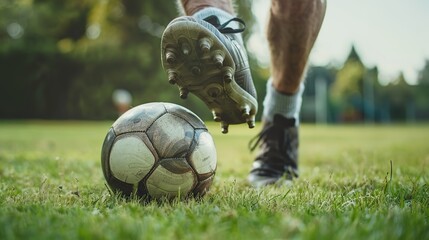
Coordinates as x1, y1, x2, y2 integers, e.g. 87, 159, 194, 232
101, 102, 217, 200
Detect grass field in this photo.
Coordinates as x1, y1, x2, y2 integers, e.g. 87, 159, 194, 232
0, 120, 428, 240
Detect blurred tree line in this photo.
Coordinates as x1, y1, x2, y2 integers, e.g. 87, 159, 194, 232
302, 47, 429, 123
0, 0, 264, 120
1, 0, 428, 123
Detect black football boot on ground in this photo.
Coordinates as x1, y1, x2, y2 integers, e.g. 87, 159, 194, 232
248, 114, 299, 188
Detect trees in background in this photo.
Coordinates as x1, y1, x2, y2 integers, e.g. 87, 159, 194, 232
0, 0, 195, 119
303, 46, 429, 123
0, 0, 262, 120
330, 46, 366, 121
1, 0, 428, 122
414, 60, 429, 119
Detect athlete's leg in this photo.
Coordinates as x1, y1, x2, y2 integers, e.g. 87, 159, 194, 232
248, 0, 326, 187
268, 0, 326, 94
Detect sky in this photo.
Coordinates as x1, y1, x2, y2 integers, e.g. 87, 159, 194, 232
249, 0, 429, 84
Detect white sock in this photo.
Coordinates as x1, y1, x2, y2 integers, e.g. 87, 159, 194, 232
262, 78, 305, 126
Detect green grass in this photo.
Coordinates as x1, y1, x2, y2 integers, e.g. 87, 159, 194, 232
0, 120, 428, 240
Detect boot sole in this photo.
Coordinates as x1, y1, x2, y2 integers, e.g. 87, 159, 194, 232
161, 20, 257, 133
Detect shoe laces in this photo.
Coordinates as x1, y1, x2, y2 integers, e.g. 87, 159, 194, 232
248, 116, 296, 152
249, 123, 276, 152
203, 15, 246, 34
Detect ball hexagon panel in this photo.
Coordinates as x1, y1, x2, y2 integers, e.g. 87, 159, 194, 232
112, 102, 166, 134
189, 131, 217, 175
147, 113, 194, 158
146, 158, 197, 198
110, 135, 155, 184
164, 103, 206, 129
193, 175, 215, 196
101, 128, 116, 180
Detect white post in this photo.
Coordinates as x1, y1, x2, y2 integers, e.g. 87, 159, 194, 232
315, 77, 328, 124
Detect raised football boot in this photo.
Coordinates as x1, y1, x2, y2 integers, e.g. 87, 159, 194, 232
161, 9, 257, 134
248, 114, 299, 188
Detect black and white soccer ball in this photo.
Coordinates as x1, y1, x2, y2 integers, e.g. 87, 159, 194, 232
101, 102, 217, 200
